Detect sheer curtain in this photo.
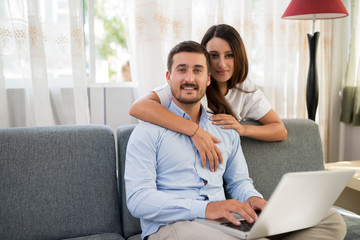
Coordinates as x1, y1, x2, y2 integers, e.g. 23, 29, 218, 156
0, 0, 89, 128
124, 0, 349, 162
341, 0, 360, 126
124, 0, 308, 106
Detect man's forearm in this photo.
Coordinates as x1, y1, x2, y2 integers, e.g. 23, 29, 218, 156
127, 189, 208, 222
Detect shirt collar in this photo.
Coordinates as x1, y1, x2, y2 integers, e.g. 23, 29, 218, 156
168, 99, 209, 129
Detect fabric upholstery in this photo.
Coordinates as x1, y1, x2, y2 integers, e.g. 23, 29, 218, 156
65, 233, 125, 240
117, 124, 142, 239
241, 119, 325, 200
0, 125, 122, 240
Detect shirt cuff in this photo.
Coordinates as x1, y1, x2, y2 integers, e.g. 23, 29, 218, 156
191, 200, 209, 219
245, 190, 264, 201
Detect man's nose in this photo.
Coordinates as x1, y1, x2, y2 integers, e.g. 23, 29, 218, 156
184, 70, 195, 82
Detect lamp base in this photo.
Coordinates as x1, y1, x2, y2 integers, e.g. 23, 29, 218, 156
306, 32, 320, 121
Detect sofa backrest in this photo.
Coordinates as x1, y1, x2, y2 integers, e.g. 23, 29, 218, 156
117, 124, 141, 239
117, 119, 325, 237
0, 125, 122, 240
241, 119, 325, 200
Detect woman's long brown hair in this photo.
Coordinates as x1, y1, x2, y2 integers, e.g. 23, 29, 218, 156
201, 24, 250, 120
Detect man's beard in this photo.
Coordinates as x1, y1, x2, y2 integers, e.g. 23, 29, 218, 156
172, 83, 203, 104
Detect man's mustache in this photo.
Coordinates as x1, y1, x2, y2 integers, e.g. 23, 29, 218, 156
180, 83, 198, 89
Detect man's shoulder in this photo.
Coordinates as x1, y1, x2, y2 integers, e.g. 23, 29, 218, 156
134, 121, 164, 133
204, 120, 240, 144
130, 122, 165, 141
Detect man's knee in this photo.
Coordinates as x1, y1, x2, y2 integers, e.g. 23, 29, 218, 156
325, 208, 347, 239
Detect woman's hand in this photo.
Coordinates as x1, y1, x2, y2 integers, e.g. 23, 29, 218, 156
191, 127, 223, 172
210, 114, 245, 136
211, 110, 287, 142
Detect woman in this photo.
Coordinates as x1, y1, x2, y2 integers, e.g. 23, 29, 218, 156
129, 24, 287, 171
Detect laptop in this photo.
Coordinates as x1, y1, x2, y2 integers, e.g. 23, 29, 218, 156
195, 170, 354, 239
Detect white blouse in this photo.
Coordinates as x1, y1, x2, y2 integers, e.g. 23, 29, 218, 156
153, 79, 272, 121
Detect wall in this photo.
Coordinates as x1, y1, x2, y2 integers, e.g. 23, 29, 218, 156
88, 85, 139, 132
341, 123, 360, 161
6, 85, 139, 133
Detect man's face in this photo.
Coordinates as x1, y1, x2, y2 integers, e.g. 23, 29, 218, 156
166, 52, 210, 106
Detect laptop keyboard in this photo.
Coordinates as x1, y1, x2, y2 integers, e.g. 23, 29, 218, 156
221, 220, 254, 232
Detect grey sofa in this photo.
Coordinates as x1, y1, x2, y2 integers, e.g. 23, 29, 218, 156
0, 125, 124, 240
1, 119, 359, 240
117, 119, 360, 240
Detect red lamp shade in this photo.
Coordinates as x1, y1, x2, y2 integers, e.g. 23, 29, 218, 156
282, 0, 349, 20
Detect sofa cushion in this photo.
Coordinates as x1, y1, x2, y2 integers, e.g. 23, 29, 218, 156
126, 234, 142, 240
0, 125, 122, 240
334, 207, 360, 240
65, 233, 125, 240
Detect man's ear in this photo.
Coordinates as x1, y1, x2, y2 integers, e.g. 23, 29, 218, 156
206, 73, 211, 86
166, 71, 171, 84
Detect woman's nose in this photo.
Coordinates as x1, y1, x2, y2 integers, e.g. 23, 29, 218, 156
218, 56, 226, 68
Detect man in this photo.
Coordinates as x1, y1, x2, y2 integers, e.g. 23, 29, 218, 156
125, 41, 345, 240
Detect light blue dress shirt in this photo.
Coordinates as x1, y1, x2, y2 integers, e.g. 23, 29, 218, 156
125, 100, 263, 239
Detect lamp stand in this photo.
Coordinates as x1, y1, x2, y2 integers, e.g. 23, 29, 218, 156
306, 31, 319, 121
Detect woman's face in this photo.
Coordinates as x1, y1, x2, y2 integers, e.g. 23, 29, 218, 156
206, 37, 234, 84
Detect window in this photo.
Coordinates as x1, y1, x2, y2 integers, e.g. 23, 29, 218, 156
2, 0, 75, 88
84, 0, 131, 83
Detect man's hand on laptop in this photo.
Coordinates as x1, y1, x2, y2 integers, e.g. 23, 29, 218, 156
205, 198, 266, 226
246, 197, 267, 214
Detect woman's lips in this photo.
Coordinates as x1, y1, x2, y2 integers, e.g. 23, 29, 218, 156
216, 70, 227, 75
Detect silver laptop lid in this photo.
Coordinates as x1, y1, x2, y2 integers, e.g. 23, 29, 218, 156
195, 170, 354, 239
248, 169, 354, 239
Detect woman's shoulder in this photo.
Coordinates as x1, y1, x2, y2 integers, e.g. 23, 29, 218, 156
153, 83, 170, 93
227, 79, 258, 98
153, 84, 172, 107
236, 79, 258, 91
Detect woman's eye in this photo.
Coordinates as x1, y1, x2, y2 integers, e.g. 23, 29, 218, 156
225, 54, 234, 58
210, 54, 218, 59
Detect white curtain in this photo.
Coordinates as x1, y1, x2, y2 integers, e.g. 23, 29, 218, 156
0, 0, 89, 128
124, 0, 311, 113
124, 0, 350, 162
341, 0, 360, 126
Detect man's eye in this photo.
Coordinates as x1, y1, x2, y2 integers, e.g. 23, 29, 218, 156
194, 69, 202, 73
178, 68, 186, 72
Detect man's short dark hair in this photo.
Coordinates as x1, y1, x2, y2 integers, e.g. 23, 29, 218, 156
167, 41, 211, 74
